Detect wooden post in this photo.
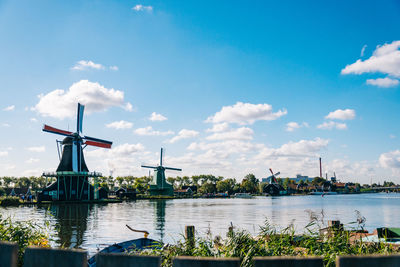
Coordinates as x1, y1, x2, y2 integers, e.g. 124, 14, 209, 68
185, 226, 195, 249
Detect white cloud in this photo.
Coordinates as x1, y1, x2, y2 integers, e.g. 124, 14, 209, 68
206, 127, 254, 141
366, 77, 399, 88
0, 151, 8, 157
2, 123, 10, 127
317, 121, 347, 130
168, 129, 199, 143
325, 109, 356, 120
23, 169, 41, 176
71, 60, 105, 71
106, 120, 133, 129
88, 143, 145, 158
85, 143, 147, 176
206, 102, 287, 125
109, 66, 119, 71
390, 134, 396, 139
30, 118, 38, 122
3, 105, 15, 111
341, 40, 400, 77
25, 158, 39, 164
360, 45, 367, 57
206, 122, 230, 133
26, 146, 46, 152
132, 4, 153, 12
33, 80, 132, 119
134, 126, 174, 136
325, 159, 375, 183
286, 122, 309, 132
188, 140, 263, 156
256, 138, 329, 159
379, 150, 400, 170
124, 103, 133, 112
111, 143, 145, 156
149, 112, 167, 121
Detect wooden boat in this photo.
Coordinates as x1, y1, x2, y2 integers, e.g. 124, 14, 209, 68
88, 237, 160, 267
88, 226, 161, 267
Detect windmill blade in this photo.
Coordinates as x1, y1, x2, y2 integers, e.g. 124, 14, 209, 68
76, 103, 85, 133
160, 147, 164, 166
83, 136, 112, 149
269, 168, 274, 176
43, 124, 73, 136
164, 167, 182, 171
141, 165, 157, 169
85, 140, 112, 149
274, 172, 280, 176
72, 141, 78, 172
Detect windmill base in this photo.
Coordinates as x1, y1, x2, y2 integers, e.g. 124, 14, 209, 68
148, 185, 174, 196
38, 175, 107, 202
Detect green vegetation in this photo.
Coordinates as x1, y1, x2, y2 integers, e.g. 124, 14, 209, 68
0, 175, 399, 198
139, 218, 399, 267
0, 196, 22, 206
0, 215, 49, 266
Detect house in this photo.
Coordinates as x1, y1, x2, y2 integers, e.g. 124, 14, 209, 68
182, 185, 197, 193
115, 188, 137, 199
174, 187, 193, 197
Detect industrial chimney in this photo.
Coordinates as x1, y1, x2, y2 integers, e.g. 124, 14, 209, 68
319, 157, 322, 178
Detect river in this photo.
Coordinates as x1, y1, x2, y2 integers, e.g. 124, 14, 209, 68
1, 193, 399, 255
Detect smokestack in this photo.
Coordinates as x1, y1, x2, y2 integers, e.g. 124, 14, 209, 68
319, 157, 322, 178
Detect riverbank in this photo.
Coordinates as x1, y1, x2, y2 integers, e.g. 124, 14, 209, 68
2, 214, 400, 267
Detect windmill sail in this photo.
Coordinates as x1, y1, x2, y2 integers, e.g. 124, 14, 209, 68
77, 103, 84, 133
42, 103, 112, 173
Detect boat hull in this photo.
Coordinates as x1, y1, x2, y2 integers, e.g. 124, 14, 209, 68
88, 238, 160, 267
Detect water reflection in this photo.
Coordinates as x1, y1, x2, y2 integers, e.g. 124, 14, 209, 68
40, 204, 92, 248
3, 193, 400, 254
151, 200, 166, 241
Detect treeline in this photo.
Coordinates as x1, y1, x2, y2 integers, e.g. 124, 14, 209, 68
0, 175, 397, 196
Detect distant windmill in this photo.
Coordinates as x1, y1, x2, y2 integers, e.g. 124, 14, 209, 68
141, 148, 181, 196
268, 168, 280, 184
38, 103, 113, 201
263, 168, 284, 196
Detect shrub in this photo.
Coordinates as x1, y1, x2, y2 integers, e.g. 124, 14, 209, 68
0, 196, 21, 206
0, 215, 49, 266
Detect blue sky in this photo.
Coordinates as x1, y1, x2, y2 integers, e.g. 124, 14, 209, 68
1, 0, 400, 183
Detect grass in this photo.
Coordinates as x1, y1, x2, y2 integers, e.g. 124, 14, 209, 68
138, 214, 399, 267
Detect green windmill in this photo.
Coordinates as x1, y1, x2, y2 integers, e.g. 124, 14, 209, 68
142, 148, 181, 196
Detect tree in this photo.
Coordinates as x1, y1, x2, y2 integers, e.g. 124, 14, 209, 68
191, 176, 201, 186
241, 179, 257, 193
167, 177, 177, 189
199, 182, 216, 194
241, 174, 259, 193
312, 177, 326, 186
283, 178, 290, 189
116, 177, 125, 187
216, 179, 236, 194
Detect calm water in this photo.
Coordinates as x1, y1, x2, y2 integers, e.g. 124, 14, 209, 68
1, 193, 400, 255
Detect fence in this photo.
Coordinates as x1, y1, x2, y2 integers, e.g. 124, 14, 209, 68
1, 241, 400, 267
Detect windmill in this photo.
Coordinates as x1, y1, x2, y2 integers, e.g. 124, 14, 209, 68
43, 103, 112, 172
141, 148, 181, 196
268, 168, 280, 184
38, 103, 113, 202
263, 168, 285, 196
